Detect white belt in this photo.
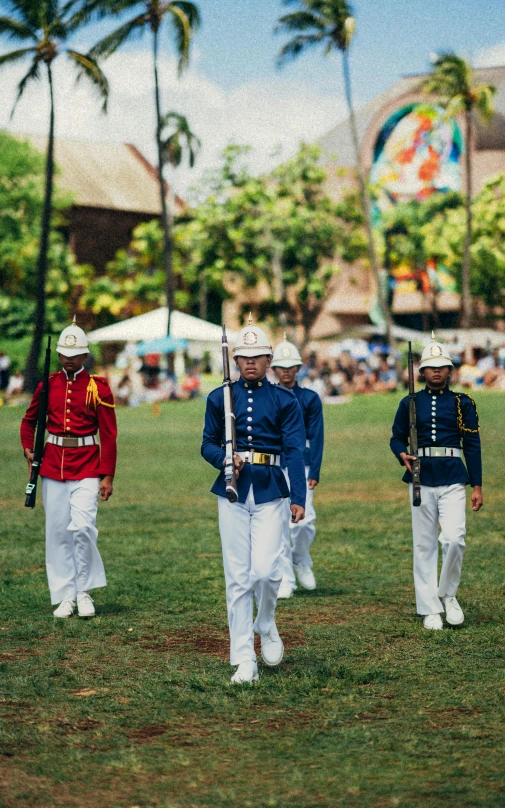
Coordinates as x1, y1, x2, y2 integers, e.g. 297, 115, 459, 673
418, 447, 461, 458
47, 434, 98, 447
306, 439, 310, 448
237, 451, 281, 466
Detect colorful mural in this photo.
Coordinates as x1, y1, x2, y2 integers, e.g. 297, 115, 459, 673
371, 104, 462, 213
371, 104, 461, 297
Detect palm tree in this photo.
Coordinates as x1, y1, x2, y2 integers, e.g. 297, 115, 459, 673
159, 111, 201, 313
0, 0, 109, 391
275, 0, 394, 347
90, 0, 200, 337
423, 53, 495, 328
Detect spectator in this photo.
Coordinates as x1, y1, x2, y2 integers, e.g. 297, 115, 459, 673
116, 374, 132, 406
5, 370, 24, 398
181, 366, 201, 399
0, 352, 11, 390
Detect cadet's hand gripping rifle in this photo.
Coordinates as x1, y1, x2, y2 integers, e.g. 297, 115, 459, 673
408, 342, 421, 507
222, 325, 238, 503
25, 336, 51, 508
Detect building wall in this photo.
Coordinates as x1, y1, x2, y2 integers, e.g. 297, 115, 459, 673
66, 206, 160, 274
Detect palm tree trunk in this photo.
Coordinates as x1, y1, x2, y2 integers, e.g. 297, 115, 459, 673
153, 29, 174, 340
342, 50, 395, 349
24, 62, 55, 392
461, 107, 473, 329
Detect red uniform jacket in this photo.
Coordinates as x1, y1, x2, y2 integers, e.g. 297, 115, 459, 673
20, 368, 117, 481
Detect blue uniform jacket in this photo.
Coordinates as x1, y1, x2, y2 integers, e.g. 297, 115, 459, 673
280, 383, 324, 481
390, 386, 482, 487
201, 375, 307, 507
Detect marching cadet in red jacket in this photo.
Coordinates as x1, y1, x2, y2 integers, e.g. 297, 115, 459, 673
20, 318, 117, 618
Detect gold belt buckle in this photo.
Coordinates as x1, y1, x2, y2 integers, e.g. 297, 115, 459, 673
63, 437, 79, 448
431, 447, 445, 457
252, 452, 271, 465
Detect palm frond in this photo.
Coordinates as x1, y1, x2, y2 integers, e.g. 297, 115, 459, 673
164, 3, 191, 76
67, 49, 109, 111
0, 45, 36, 66
11, 55, 40, 118
275, 11, 325, 34
472, 82, 497, 122
171, 1, 201, 31
276, 33, 325, 66
89, 14, 145, 60
0, 15, 37, 40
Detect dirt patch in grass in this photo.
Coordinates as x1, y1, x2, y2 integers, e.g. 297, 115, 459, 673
140, 628, 230, 657
0, 649, 38, 663
128, 717, 213, 746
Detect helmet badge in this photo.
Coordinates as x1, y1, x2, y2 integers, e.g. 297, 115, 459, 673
64, 334, 77, 347
243, 331, 257, 345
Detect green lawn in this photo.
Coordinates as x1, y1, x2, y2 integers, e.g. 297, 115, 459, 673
1, 392, 504, 808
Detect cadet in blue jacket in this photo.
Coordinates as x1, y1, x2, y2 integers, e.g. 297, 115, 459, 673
271, 337, 324, 598
390, 335, 483, 630
201, 318, 306, 684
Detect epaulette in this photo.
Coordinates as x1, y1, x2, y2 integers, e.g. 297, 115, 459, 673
454, 392, 479, 433
86, 375, 115, 410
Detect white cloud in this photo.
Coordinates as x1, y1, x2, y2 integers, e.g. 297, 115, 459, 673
473, 41, 505, 68
0, 48, 346, 198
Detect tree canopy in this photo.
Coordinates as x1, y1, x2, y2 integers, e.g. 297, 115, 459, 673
0, 132, 91, 339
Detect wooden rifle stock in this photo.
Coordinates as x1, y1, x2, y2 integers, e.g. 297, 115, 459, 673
222, 325, 238, 503
25, 336, 51, 508
408, 342, 421, 506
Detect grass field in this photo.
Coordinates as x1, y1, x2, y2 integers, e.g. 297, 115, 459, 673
1, 392, 505, 808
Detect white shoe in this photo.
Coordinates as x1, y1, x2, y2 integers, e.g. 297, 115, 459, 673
53, 599, 75, 618
293, 563, 316, 590
260, 623, 284, 666
277, 579, 295, 599
423, 613, 443, 630
443, 596, 464, 626
77, 592, 95, 618
231, 661, 259, 684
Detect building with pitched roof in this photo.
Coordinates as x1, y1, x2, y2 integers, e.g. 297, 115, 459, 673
23, 135, 184, 274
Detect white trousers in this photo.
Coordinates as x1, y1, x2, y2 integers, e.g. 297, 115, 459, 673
279, 467, 316, 586
218, 487, 284, 665
41, 477, 106, 605
409, 483, 466, 615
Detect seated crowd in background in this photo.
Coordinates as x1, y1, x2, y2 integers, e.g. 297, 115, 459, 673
2, 339, 505, 406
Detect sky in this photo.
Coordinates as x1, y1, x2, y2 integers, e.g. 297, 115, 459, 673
1, 0, 505, 199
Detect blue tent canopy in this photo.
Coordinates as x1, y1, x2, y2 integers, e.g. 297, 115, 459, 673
135, 336, 188, 356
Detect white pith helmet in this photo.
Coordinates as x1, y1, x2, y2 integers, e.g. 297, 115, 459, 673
271, 335, 303, 368
419, 331, 453, 370
233, 313, 273, 358
56, 315, 89, 357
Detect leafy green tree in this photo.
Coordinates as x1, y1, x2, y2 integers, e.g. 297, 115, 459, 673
275, 0, 394, 345
0, 131, 92, 340
90, 0, 200, 338
423, 53, 496, 328
84, 144, 343, 342
0, 0, 109, 389
177, 143, 343, 343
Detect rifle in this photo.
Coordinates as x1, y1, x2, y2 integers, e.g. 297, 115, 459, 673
407, 341, 421, 507
25, 337, 51, 508
222, 325, 238, 503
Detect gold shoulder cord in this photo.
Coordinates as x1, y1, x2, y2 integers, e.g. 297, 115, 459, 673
86, 376, 116, 410
455, 394, 479, 434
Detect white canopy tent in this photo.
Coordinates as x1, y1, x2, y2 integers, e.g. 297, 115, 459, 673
87, 307, 236, 345
87, 308, 238, 374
